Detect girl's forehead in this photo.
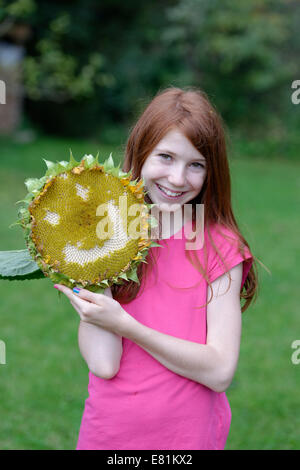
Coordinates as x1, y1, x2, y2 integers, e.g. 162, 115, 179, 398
157, 128, 186, 145
155, 129, 205, 160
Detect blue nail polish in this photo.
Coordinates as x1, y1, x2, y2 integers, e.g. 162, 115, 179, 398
73, 287, 80, 294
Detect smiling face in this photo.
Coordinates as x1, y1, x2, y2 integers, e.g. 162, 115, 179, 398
141, 128, 207, 211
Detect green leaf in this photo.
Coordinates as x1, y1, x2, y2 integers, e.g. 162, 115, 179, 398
109, 166, 121, 177
49, 271, 71, 284
24, 178, 41, 193
0, 270, 45, 281
43, 159, 56, 171
82, 154, 95, 167
126, 268, 140, 284
118, 170, 131, 178
0, 250, 43, 278
16, 193, 35, 205
103, 153, 115, 171
149, 241, 163, 248
18, 207, 30, 219
54, 161, 69, 174
8, 221, 22, 229
58, 160, 68, 168
118, 272, 129, 281
107, 152, 115, 167
67, 149, 79, 168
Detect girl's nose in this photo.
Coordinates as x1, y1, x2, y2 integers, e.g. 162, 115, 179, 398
168, 166, 186, 187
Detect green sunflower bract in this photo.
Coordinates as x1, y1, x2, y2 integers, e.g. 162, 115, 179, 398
14, 152, 159, 292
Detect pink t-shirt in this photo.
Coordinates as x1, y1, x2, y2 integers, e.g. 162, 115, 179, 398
76, 222, 253, 450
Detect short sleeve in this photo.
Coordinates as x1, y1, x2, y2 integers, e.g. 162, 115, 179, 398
206, 224, 253, 289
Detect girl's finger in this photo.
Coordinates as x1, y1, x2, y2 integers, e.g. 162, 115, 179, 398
54, 284, 110, 307
54, 284, 91, 306
70, 298, 82, 310
69, 299, 80, 315
54, 284, 74, 299
70, 293, 91, 312
54, 284, 91, 312
72, 287, 107, 306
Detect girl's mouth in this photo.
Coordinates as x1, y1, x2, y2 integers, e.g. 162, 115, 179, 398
156, 183, 187, 199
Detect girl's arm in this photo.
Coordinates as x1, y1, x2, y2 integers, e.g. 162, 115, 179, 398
55, 263, 243, 390
78, 321, 122, 379
73, 287, 123, 379
121, 262, 243, 393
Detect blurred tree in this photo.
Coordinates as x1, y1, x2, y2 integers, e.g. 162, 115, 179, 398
0, 0, 33, 134
161, 0, 297, 127
1, 0, 112, 103
0, 0, 35, 39
0, 0, 116, 135
0, 0, 298, 136
0, 0, 179, 136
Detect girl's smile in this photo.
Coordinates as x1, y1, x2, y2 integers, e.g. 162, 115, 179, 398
155, 183, 187, 199
141, 128, 207, 210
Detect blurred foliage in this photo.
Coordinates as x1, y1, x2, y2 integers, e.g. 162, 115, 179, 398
0, 0, 35, 20
0, 0, 114, 104
0, 0, 299, 137
24, 27, 113, 103
162, 0, 296, 126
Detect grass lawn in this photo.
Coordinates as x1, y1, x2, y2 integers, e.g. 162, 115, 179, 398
0, 133, 299, 449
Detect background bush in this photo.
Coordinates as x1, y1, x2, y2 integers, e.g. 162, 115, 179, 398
1, 0, 299, 137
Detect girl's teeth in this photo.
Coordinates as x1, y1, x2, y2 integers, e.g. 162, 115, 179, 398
158, 185, 183, 197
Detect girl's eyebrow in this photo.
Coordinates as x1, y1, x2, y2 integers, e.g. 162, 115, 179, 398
156, 148, 206, 162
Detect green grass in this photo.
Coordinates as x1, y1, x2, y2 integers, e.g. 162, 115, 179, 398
226, 155, 300, 449
0, 134, 299, 449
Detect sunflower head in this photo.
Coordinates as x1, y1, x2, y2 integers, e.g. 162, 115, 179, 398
18, 152, 158, 291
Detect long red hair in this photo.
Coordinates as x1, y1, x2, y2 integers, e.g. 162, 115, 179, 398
111, 86, 259, 312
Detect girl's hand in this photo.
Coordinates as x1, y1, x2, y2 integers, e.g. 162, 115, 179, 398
54, 284, 129, 336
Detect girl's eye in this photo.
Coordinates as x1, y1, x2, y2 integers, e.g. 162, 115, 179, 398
159, 153, 172, 160
191, 162, 205, 169
158, 154, 205, 169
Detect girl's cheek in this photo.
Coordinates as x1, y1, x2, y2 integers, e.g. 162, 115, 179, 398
190, 173, 206, 187
145, 169, 167, 181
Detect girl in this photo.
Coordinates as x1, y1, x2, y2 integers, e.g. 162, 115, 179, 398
55, 87, 258, 450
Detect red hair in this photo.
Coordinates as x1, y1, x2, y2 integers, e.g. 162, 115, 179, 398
111, 86, 259, 312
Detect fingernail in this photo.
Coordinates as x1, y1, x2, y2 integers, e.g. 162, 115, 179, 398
54, 284, 59, 289
73, 287, 81, 294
